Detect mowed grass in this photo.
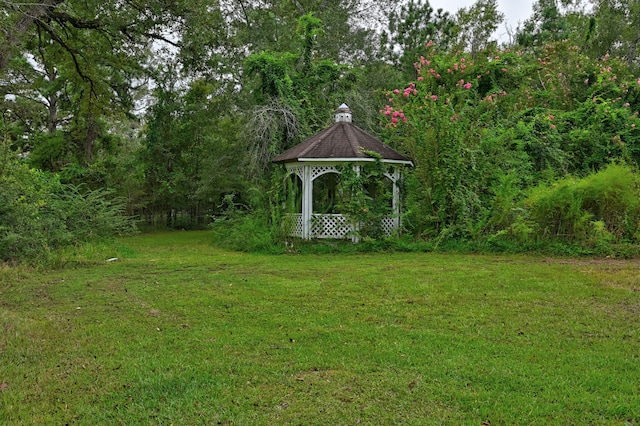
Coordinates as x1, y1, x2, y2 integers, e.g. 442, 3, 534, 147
1, 231, 639, 425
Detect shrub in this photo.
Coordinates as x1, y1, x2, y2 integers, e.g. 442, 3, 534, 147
0, 157, 137, 265
523, 163, 640, 246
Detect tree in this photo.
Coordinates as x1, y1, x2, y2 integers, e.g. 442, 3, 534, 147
517, 0, 570, 48
382, 0, 455, 81
453, 0, 504, 57
586, 0, 640, 68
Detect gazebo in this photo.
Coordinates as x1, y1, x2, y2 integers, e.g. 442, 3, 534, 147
272, 104, 413, 240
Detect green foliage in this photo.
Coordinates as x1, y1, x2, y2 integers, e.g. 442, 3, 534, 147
0, 159, 61, 262
139, 80, 247, 228
336, 159, 395, 240
381, 37, 640, 252
383, 0, 456, 80
524, 163, 640, 245
209, 194, 283, 253
0, 156, 136, 264
45, 184, 137, 245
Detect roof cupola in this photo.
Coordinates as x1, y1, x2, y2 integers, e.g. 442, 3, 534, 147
334, 103, 352, 123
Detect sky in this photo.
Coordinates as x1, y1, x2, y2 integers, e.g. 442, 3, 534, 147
428, 0, 536, 43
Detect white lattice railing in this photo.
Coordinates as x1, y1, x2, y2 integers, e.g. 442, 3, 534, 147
311, 214, 352, 239
380, 216, 397, 236
283, 214, 304, 238
283, 214, 397, 239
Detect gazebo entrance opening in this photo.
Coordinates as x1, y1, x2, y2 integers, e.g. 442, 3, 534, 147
313, 172, 341, 214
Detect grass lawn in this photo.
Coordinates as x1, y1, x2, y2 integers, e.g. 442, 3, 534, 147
1, 231, 639, 425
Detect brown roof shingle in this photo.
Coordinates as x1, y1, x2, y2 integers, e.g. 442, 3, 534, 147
272, 122, 412, 164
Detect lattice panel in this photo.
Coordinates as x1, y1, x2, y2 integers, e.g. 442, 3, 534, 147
283, 214, 303, 238
283, 214, 400, 239
311, 165, 339, 181
311, 214, 352, 239
381, 216, 397, 236
288, 166, 304, 180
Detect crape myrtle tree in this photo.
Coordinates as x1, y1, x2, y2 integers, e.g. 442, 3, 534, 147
380, 39, 640, 243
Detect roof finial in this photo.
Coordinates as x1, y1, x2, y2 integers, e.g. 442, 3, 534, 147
335, 103, 352, 123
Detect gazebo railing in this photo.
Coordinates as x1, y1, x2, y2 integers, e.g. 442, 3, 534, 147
283, 213, 397, 240
283, 213, 304, 238
311, 214, 351, 239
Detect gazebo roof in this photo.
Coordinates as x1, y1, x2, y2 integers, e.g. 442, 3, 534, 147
272, 105, 413, 166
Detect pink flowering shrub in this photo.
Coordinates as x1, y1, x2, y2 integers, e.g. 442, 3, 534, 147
378, 40, 640, 242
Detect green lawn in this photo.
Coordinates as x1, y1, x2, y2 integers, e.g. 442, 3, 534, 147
1, 231, 639, 425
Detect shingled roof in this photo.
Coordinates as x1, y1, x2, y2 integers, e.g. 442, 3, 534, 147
272, 105, 413, 165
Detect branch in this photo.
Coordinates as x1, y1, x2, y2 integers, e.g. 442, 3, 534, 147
48, 11, 101, 29
0, 0, 64, 72
34, 20, 97, 99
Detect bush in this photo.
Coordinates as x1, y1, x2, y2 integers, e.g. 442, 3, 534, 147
209, 194, 283, 253
523, 163, 640, 246
0, 158, 137, 265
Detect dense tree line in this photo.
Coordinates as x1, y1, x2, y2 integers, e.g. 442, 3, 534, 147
2, 0, 640, 261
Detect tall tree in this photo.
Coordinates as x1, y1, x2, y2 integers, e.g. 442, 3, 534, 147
382, 0, 455, 80
453, 0, 504, 57
516, 0, 570, 48
587, 0, 640, 68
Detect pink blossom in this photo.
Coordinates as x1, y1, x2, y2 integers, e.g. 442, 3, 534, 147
435, 74, 440, 79
454, 63, 459, 71
391, 117, 398, 124
550, 124, 556, 129
402, 117, 407, 123
463, 82, 472, 89
501, 68, 507, 72
625, 103, 630, 107
585, 79, 589, 84
431, 95, 438, 101
417, 76, 424, 81
447, 68, 452, 73
393, 89, 399, 94
426, 40, 433, 48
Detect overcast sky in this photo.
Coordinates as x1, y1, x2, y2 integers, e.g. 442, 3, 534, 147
428, 0, 535, 43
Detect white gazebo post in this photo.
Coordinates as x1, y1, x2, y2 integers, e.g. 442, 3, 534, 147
392, 168, 402, 230
302, 164, 313, 239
